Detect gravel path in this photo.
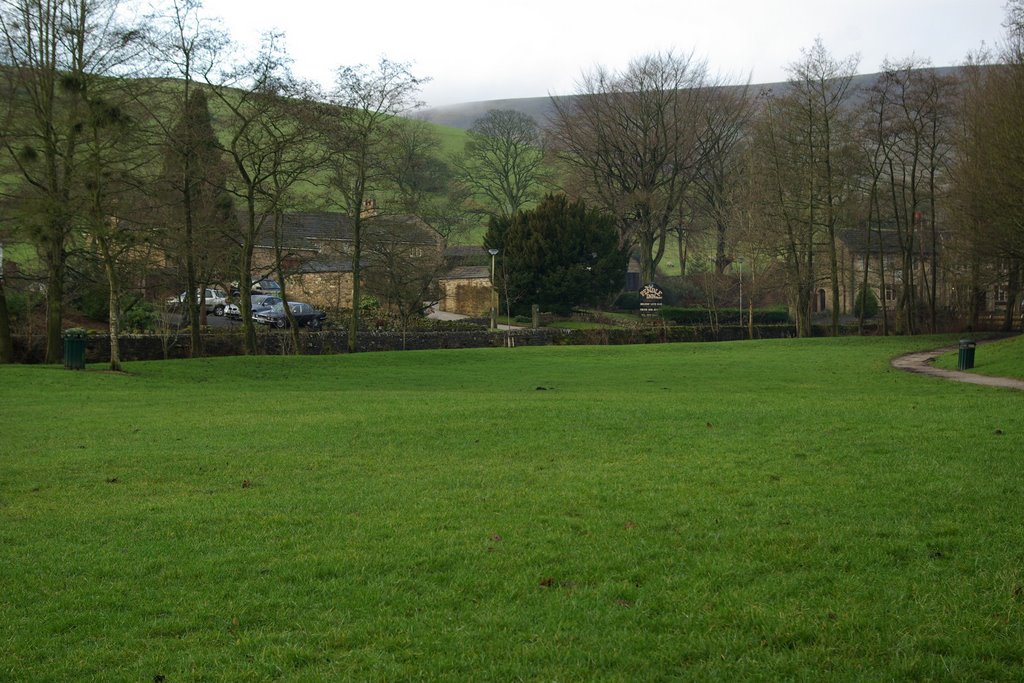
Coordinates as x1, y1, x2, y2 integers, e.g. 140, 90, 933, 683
891, 343, 1024, 391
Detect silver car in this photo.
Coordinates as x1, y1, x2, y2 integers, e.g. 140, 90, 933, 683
166, 288, 228, 316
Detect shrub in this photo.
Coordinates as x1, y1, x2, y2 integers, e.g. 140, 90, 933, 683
660, 306, 790, 325
661, 307, 716, 324
614, 292, 640, 311
122, 302, 159, 333
854, 287, 880, 318
73, 285, 109, 322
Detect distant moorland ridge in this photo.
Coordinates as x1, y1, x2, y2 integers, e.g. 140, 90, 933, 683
416, 67, 963, 130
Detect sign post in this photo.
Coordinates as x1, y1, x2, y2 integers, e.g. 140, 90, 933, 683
639, 283, 664, 320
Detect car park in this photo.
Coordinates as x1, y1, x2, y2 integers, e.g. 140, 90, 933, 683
166, 288, 228, 316
254, 301, 327, 329
224, 294, 282, 320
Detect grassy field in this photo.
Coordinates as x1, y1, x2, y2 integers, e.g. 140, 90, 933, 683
2, 336, 1023, 680
934, 334, 1024, 379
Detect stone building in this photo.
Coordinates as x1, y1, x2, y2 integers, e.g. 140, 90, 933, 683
438, 266, 492, 316
250, 201, 443, 312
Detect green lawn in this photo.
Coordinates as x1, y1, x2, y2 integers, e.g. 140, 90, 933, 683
933, 333, 1024, 379
2, 336, 1023, 680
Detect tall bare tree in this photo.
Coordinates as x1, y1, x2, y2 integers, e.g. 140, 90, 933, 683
148, 0, 229, 355
212, 34, 327, 353
0, 0, 144, 362
866, 59, 956, 334
952, 4, 1024, 330
325, 57, 426, 353
550, 51, 711, 284
453, 109, 548, 220
693, 83, 755, 274
789, 40, 859, 335
753, 41, 858, 336
80, 82, 157, 370
388, 118, 470, 245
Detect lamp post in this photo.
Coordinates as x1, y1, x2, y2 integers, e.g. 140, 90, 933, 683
488, 248, 499, 331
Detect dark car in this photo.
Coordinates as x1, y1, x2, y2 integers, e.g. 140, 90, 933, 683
224, 294, 283, 320
254, 301, 327, 329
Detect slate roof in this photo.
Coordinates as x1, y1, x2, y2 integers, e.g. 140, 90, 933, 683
839, 223, 948, 256
294, 257, 357, 274
251, 211, 438, 250
442, 265, 491, 280
444, 245, 492, 268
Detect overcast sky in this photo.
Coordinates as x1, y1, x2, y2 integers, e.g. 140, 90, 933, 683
197, 0, 1010, 107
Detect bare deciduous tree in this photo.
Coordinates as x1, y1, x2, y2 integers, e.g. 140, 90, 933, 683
453, 109, 548, 220
212, 34, 327, 353
325, 57, 427, 353
550, 51, 711, 284
0, 0, 144, 362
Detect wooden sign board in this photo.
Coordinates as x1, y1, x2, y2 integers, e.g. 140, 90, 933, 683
639, 283, 664, 319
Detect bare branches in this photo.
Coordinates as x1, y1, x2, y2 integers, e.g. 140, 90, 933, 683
453, 108, 548, 220
550, 50, 713, 283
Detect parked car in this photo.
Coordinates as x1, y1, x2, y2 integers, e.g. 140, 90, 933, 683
230, 278, 282, 296
254, 301, 327, 329
166, 288, 227, 316
224, 295, 282, 320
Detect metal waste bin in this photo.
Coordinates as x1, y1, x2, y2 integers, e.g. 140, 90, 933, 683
63, 328, 87, 370
957, 338, 976, 371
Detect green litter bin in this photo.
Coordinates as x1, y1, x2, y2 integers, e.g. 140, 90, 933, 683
957, 338, 976, 371
63, 328, 87, 370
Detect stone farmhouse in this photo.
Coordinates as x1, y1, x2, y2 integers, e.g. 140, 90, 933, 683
811, 224, 1019, 323
250, 200, 444, 312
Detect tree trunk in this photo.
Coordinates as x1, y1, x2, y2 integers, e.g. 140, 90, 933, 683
98, 236, 123, 372
676, 229, 689, 276
106, 261, 122, 372
44, 247, 64, 364
240, 200, 257, 355
0, 279, 12, 363
1002, 258, 1021, 332
273, 213, 302, 354
347, 201, 363, 354
827, 221, 840, 335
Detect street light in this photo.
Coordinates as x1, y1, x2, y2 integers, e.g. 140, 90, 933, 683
488, 247, 499, 331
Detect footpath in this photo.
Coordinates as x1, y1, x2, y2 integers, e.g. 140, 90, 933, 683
891, 342, 1024, 391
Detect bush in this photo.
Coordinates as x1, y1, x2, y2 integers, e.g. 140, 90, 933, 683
660, 306, 790, 325
4, 291, 32, 324
73, 285, 109, 322
614, 292, 640, 311
854, 287, 880, 318
660, 307, 716, 324
122, 302, 159, 333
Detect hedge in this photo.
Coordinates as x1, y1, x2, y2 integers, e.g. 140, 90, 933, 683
659, 306, 790, 325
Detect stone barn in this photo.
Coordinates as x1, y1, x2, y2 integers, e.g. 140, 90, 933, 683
438, 266, 492, 316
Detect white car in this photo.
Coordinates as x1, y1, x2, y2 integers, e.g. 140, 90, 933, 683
166, 288, 228, 316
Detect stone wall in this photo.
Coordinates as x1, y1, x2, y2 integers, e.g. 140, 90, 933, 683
286, 272, 355, 311
11, 324, 817, 364
439, 277, 491, 316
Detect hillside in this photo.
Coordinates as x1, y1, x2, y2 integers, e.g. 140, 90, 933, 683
416, 67, 965, 130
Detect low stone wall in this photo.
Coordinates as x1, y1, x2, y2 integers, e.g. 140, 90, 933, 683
11, 324, 809, 364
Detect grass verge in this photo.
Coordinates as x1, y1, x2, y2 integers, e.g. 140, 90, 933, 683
933, 333, 1024, 379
